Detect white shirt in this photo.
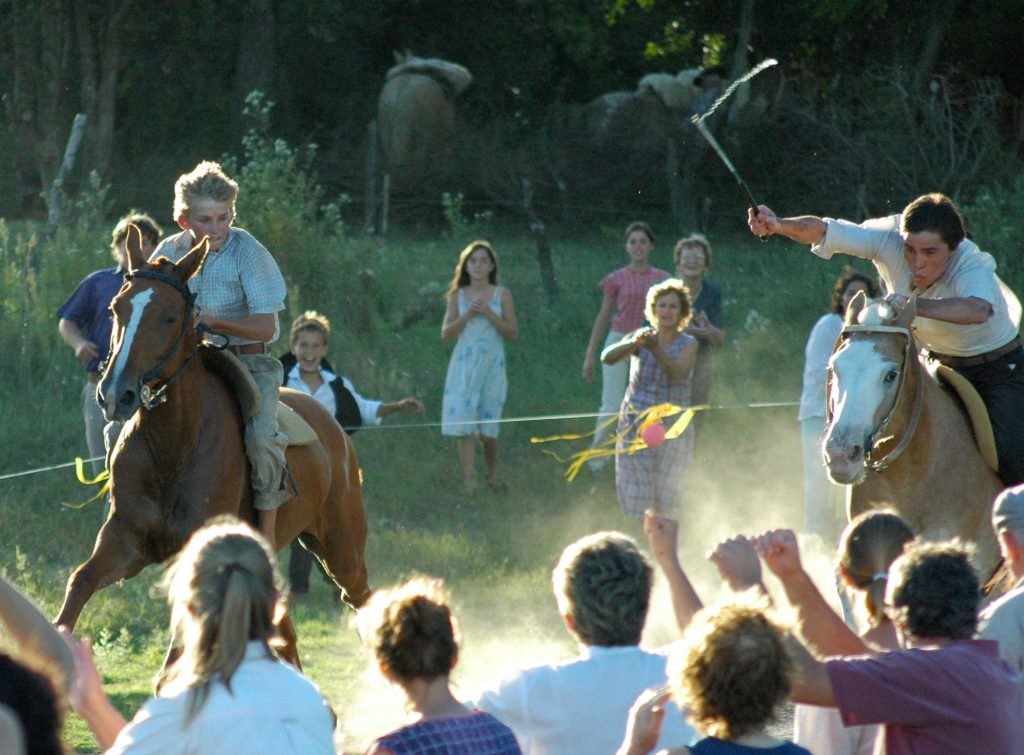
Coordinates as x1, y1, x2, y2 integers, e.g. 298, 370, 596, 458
979, 575, 1024, 677
107, 642, 335, 754
799, 312, 843, 421
474, 644, 695, 755
811, 215, 1020, 356
284, 365, 383, 425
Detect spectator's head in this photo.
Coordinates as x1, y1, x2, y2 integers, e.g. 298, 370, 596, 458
447, 240, 498, 297
361, 577, 459, 685
623, 222, 655, 265
552, 532, 652, 647
0, 653, 65, 755
837, 510, 915, 627
289, 311, 332, 372
645, 278, 692, 332
111, 212, 162, 265
991, 484, 1024, 575
831, 267, 879, 315
673, 233, 712, 277
901, 193, 967, 251
624, 221, 655, 245
157, 517, 285, 720
887, 540, 979, 643
671, 603, 791, 741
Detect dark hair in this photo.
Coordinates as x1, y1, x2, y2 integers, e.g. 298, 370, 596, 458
624, 221, 655, 245
901, 193, 966, 250
838, 510, 915, 628
673, 603, 791, 741
888, 540, 979, 641
366, 578, 459, 684
553, 532, 652, 647
111, 212, 162, 258
0, 653, 66, 755
445, 240, 499, 297
831, 267, 879, 315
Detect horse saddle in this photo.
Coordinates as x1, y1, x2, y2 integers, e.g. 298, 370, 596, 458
926, 360, 999, 473
200, 347, 318, 446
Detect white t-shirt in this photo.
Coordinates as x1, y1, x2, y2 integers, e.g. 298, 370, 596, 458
474, 644, 695, 755
285, 365, 382, 426
811, 215, 1020, 357
107, 642, 335, 754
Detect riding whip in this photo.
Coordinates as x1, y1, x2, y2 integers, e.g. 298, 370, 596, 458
690, 58, 777, 226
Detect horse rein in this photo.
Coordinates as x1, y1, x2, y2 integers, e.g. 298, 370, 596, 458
827, 324, 925, 472
122, 269, 203, 410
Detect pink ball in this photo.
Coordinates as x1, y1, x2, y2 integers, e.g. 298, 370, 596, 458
641, 422, 666, 448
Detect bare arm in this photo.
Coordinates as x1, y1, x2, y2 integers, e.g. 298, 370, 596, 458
198, 312, 276, 342
685, 313, 726, 348
754, 530, 870, 657
583, 293, 616, 381
0, 577, 76, 692
441, 293, 470, 341
786, 633, 838, 706
644, 511, 703, 634
377, 397, 426, 417
748, 206, 827, 245
912, 295, 992, 324
482, 288, 519, 341
59, 318, 100, 362
602, 329, 646, 365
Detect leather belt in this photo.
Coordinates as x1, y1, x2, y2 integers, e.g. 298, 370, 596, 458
227, 343, 267, 356
930, 336, 1022, 368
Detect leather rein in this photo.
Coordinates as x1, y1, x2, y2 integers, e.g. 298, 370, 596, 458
826, 324, 925, 472
122, 269, 206, 411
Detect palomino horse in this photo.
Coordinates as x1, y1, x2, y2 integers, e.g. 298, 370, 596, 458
55, 229, 371, 662
824, 292, 1003, 577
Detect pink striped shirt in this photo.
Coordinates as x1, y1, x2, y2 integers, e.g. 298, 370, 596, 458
600, 266, 670, 332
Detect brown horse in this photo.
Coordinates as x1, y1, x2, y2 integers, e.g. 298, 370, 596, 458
55, 229, 371, 662
823, 293, 1003, 577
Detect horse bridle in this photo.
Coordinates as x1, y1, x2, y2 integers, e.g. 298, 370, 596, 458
826, 324, 925, 472
121, 268, 205, 410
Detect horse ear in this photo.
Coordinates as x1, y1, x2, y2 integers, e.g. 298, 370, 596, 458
173, 237, 211, 282
844, 290, 868, 325
124, 224, 148, 273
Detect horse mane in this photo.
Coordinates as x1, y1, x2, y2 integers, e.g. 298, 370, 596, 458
385, 54, 472, 97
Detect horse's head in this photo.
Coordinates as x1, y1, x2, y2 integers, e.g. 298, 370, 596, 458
97, 226, 210, 421
823, 291, 918, 483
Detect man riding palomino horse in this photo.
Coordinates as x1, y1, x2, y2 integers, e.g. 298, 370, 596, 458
748, 194, 1024, 487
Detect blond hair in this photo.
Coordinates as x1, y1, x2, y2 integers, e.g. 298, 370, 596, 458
673, 233, 712, 270
290, 310, 331, 345
173, 161, 239, 219
156, 517, 285, 722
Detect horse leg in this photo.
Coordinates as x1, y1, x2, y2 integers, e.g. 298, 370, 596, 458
275, 610, 302, 671
55, 520, 151, 630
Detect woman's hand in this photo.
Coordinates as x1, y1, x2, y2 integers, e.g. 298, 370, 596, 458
707, 536, 763, 592
644, 510, 680, 570
582, 355, 596, 382
753, 529, 804, 581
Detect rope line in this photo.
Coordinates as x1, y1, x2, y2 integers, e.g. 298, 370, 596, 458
0, 400, 798, 482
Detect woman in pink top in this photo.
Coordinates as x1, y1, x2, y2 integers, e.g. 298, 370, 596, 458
582, 222, 669, 469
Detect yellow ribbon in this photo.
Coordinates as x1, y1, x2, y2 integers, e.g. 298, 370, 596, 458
531, 403, 701, 482
63, 457, 111, 509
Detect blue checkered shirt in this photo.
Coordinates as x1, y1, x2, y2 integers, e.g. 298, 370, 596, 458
153, 227, 286, 345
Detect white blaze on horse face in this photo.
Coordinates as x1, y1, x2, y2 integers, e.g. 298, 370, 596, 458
108, 288, 154, 387
827, 339, 900, 466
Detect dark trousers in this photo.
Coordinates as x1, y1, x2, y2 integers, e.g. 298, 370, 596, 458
288, 539, 340, 596
956, 345, 1024, 486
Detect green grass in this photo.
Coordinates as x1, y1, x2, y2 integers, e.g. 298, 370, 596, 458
1, 218, 871, 752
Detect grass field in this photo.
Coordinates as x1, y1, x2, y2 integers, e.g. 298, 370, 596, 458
0, 215, 885, 752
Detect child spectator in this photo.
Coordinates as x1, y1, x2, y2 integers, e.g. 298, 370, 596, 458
441, 241, 518, 495
152, 161, 289, 550
63, 518, 335, 754
360, 577, 521, 755
582, 222, 669, 470
279, 310, 424, 598
58, 212, 162, 474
